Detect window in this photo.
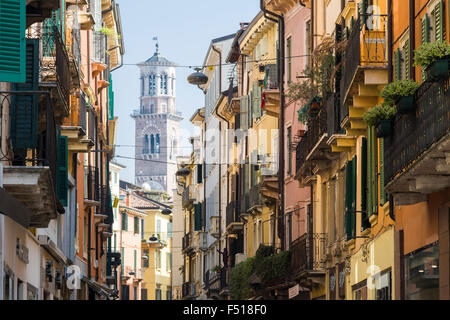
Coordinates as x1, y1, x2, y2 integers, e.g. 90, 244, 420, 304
141, 219, 145, 240
287, 126, 292, 175
134, 216, 139, 234
141, 288, 148, 300
374, 269, 392, 300
155, 134, 160, 154
405, 242, 439, 300
163, 74, 168, 94
121, 213, 128, 231
134, 286, 138, 300
143, 249, 149, 268
156, 250, 161, 269
134, 250, 137, 273
167, 222, 172, 238
156, 219, 161, 239
352, 280, 367, 300
144, 135, 149, 154
155, 288, 162, 300
287, 37, 292, 83
121, 247, 125, 276
306, 20, 312, 67
149, 74, 156, 95
166, 252, 172, 271
166, 289, 172, 300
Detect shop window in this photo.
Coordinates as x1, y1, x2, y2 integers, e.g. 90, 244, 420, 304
404, 242, 439, 300
352, 280, 367, 300
374, 269, 392, 300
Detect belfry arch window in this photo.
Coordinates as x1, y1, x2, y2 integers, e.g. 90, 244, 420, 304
156, 134, 161, 154
149, 74, 156, 95
144, 134, 149, 154
150, 134, 155, 154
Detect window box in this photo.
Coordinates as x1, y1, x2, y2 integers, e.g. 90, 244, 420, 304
396, 95, 416, 114
425, 58, 450, 81
375, 119, 392, 138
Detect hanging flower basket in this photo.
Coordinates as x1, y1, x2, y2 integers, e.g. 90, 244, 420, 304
425, 58, 450, 81
396, 95, 416, 114
375, 119, 393, 138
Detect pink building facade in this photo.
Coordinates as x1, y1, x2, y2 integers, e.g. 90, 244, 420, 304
283, 4, 311, 247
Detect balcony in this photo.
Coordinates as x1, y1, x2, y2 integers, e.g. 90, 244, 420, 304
27, 23, 71, 121
61, 94, 94, 152
262, 64, 280, 118
1, 91, 62, 228
240, 192, 250, 216
84, 166, 100, 207
210, 216, 220, 239
384, 76, 450, 205
182, 185, 194, 209
290, 233, 327, 285
226, 200, 243, 234
182, 282, 197, 299
182, 232, 194, 253
194, 232, 208, 251
248, 184, 263, 212
295, 106, 336, 186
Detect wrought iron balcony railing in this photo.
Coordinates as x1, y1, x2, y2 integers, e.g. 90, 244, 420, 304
340, 15, 387, 105
226, 200, 239, 227
66, 94, 87, 131
326, 92, 343, 137
264, 64, 279, 90
93, 31, 107, 64
290, 232, 327, 276
182, 282, 196, 298
295, 106, 328, 174
84, 165, 100, 202
182, 232, 193, 252
249, 184, 263, 208
384, 75, 450, 185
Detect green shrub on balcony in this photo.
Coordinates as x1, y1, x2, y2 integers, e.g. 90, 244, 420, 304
381, 79, 420, 106
413, 41, 450, 69
230, 257, 255, 300
363, 103, 396, 127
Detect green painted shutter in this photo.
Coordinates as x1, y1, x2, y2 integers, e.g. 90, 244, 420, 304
379, 138, 386, 205
121, 247, 124, 275
394, 48, 401, 81
361, 138, 370, 231
345, 160, 354, 241
134, 250, 137, 273
435, 0, 444, 42
351, 156, 357, 239
57, 135, 68, 206
197, 164, 203, 183
194, 203, 202, 231
368, 126, 378, 216
11, 39, 39, 149
421, 14, 431, 81
403, 39, 410, 79
167, 222, 172, 238
0, 0, 26, 83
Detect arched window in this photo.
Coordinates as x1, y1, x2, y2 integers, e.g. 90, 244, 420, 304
156, 134, 160, 154
144, 135, 149, 154
150, 134, 155, 154
149, 74, 156, 95
163, 75, 168, 94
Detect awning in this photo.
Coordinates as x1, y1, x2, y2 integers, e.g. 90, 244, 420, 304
82, 277, 115, 299
0, 187, 33, 228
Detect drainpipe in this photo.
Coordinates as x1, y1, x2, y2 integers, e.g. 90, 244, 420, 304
408, 0, 415, 81
387, 0, 393, 82
260, 0, 286, 251
0, 163, 4, 300
211, 45, 223, 268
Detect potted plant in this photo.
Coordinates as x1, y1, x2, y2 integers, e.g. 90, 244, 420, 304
297, 103, 310, 123
309, 96, 322, 111
414, 41, 450, 81
363, 103, 397, 138
212, 265, 221, 273
381, 79, 420, 114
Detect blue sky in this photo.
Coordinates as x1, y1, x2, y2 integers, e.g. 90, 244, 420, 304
112, 0, 260, 183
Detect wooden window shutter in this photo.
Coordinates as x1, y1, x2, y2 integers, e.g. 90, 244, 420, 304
134, 250, 137, 273
194, 203, 202, 231
368, 126, 378, 216
435, 0, 445, 42
421, 14, 431, 44
0, 0, 26, 83
394, 48, 402, 81
351, 156, 357, 239
345, 160, 354, 241
10, 39, 39, 149
57, 134, 69, 207
379, 138, 386, 204
197, 164, 203, 184
403, 39, 410, 79
121, 247, 124, 275
361, 138, 370, 231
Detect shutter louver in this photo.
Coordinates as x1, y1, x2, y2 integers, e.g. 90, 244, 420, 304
351, 156, 357, 239
57, 134, 69, 207
11, 39, 39, 149
361, 138, 369, 231
403, 39, 410, 79
394, 48, 401, 81
345, 160, 354, 240
421, 14, 430, 81
435, 0, 444, 42
0, 0, 25, 83
197, 164, 203, 184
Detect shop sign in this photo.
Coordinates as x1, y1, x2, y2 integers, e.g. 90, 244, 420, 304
288, 284, 299, 299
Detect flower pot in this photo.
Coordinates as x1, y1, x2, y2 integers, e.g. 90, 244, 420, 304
425, 59, 449, 81
396, 95, 416, 114
375, 119, 393, 138
310, 102, 320, 110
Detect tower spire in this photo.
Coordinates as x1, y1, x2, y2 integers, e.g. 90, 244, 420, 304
152, 36, 159, 54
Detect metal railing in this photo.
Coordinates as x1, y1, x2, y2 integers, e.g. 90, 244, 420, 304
93, 31, 107, 64
88, 106, 96, 144
66, 94, 87, 131
384, 75, 450, 185
240, 192, 250, 214
182, 186, 193, 208
182, 233, 192, 251
182, 282, 196, 298
340, 15, 387, 105
290, 232, 327, 275
264, 64, 279, 89
295, 106, 328, 173
1, 91, 58, 196
226, 200, 239, 227
249, 184, 263, 208
84, 165, 100, 201
326, 92, 343, 137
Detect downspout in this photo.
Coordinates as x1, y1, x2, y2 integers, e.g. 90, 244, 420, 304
408, 0, 415, 81
261, 0, 286, 251
387, 0, 393, 82
0, 163, 4, 300
211, 45, 223, 267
